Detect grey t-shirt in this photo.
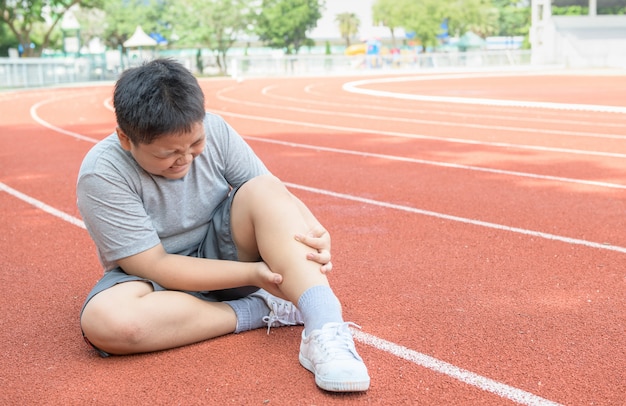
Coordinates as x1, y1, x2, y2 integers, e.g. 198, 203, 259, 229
76, 112, 269, 273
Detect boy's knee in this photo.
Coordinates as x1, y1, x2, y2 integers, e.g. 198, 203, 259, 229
248, 174, 282, 190
234, 175, 285, 210
81, 301, 146, 354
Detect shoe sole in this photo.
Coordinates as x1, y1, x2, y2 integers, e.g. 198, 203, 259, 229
299, 353, 370, 392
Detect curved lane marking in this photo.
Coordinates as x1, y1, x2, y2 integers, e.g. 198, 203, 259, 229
30, 96, 104, 143
34, 96, 626, 188
213, 88, 626, 159
217, 108, 626, 159
303, 81, 626, 127
341, 73, 626, 114
246, 136, 626, 190
256, 84, 626, 141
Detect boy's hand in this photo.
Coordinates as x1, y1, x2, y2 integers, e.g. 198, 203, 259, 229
254, 261, 285, 298
294, 226, 333, 274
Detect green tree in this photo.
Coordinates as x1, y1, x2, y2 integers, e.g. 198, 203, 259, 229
335, 12, 359, 47
373, 0, 499, 49
0, 0, 97, 57
255, 0, 324, 54
445, 0, 498, 38
372, 0, 405, 47
72, 6, 107, 51
492, 0, 529, 36
0, 17, 19, 55
168, 0, 254, 73
100, 0, 170, 51
398, 0, 447, 48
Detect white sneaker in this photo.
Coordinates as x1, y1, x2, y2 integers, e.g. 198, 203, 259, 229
251, 290, 304, 334
299, 322, 370, 392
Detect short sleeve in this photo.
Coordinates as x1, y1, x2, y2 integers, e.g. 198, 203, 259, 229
77, 171, 160, 269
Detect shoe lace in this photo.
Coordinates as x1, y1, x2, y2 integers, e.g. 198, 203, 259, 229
262, 299, 302, 335
317, 322, 362, 359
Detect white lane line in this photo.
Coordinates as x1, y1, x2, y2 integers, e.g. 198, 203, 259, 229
0, 182, 86, 229
342, 75, 626, 114
247, 136, 626, 190
284, 182, 626, 255
30, 98, 102, 143
0, 180, 564, 406
38, 93, 626, 159
46, 97, 626, 166
255, 85, 626, 141
16, 100, 626, 250
303, 82, 624, 126
352, 330, 562, 406
215, 109, 626, 159
29, 98, 626, 206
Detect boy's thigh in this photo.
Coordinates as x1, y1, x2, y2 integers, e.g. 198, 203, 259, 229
80, 268, 159, 317
80, 279, 154, 357
81, 279, 154, 326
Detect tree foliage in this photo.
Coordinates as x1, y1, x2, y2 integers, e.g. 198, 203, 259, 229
255, 0, 324, 54
99, 0, 170, 50
445, 0, 499, 38
373, 0, 502, 47
0, 0, 99, 56
335, 12, 359, 47
372, 0, 405, 47
493, 0, 531, 36
0, 16, 18, 55
167, 0, 254, 72
5, 0, 622, 60
397, 0, 448, 48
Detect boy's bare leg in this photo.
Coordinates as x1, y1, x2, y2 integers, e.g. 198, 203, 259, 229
81, 281, 238, 355
81, 174, 334, 355
231, 174, 370, 392
230, 175, 330, 302
80, 174, 323, 356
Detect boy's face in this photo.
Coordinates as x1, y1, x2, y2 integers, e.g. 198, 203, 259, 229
117, 122, 206, 180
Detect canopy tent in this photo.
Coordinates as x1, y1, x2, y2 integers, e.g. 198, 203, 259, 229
458, 31, 486, 51
123, 26, 157, 48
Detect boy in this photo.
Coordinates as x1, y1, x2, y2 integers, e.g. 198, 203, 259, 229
77, 58, 370, 392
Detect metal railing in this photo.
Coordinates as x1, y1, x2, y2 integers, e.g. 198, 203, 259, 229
1, 50, 535, 89
0, 56, 114, 89
227, 50, 534, 78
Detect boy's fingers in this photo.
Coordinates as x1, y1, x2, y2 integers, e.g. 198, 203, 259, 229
320, 262, 333, 274
295, 234, 329, 251
295, 233, 316, 245
307, 250, 331, 264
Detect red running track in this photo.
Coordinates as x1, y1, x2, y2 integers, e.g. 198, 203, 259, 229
1, 69, 625, 405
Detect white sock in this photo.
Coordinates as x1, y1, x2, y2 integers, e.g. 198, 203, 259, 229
297, 285, 343, 335
225, 295, 269, 333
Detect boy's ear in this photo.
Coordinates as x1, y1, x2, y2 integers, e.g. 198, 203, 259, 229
116, 127, 132, 151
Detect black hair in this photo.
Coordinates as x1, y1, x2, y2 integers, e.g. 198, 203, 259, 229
113, 58, 206, 144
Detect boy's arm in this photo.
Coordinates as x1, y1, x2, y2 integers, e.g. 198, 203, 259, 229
116, 244, 282, 292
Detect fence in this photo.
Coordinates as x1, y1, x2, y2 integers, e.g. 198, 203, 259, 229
1, 50, 534, 89
227, 50, 534, 78
0, 56, 114, 89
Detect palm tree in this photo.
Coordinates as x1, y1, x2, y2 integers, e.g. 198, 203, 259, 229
335, 12, 360, 47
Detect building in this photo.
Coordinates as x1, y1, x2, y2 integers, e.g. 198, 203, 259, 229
530, 0, 626, 68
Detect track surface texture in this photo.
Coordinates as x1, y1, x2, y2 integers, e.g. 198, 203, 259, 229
1, 69, 625, 405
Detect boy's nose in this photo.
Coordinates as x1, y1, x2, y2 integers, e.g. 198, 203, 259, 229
175, 153, 193, 165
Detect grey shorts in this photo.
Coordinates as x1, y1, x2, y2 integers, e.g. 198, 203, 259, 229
81, 185, 259, 356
